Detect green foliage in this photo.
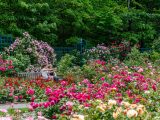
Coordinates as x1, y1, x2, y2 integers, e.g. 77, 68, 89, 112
57, 54, 75, 75
152, 37, 160, 52
124, 47, 149, 67
0, 0, 159, 46
150, 51, 160, 67
150, 51, 160, 62
66, 37, 80, 46
6, 54, 30, 72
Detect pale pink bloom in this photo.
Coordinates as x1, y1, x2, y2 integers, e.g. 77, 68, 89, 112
28, 105, 34, 111
10, 103, 14, 108
14, 96, 18, 100
111, 67, 116, 70
82, 79, 90, 84
108, 74, 112, 78
19, 86, 23, 90
9, 93, 13, 97
38, 116, 48, 120
37, 112, 42, 116
25, 116, 34, 120
66, 101, 74, 106
125, 66, 128, 69
0, 109, 7, 113
137, 68, 143, 73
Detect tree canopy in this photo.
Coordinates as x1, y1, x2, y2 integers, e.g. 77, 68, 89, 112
0, 0, 159, 47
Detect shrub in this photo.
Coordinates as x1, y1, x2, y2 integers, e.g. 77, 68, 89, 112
84, 41, 130, 61
4, 32, 56, 71
150, 51, 160, 67
5, 54, 30, 72
124, 47, 149, 67
152, 37, 160, 52
57, 54, 75, 75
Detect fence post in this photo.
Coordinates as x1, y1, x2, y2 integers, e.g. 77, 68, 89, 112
77, 38, 85, 66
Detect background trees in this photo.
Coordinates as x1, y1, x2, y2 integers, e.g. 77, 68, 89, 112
0, 0, 159, 47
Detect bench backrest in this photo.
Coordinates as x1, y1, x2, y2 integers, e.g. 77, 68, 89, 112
17, 72, 42, 79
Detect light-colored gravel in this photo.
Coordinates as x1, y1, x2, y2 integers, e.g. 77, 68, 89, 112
0, 103, 30, 109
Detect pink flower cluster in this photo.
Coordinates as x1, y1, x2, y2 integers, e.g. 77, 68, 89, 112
29, 66, 158, 112
0, 56, 14, 72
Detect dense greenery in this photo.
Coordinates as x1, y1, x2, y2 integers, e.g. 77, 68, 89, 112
0, 0, 160, 47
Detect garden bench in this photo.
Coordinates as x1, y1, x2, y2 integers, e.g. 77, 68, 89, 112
17, 72, 42, 80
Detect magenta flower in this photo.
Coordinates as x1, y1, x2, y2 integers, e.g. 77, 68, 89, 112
45, 87, 52, 95
152, 84, 157, 91
27, 88, 35, 95
100, 77, 105, 81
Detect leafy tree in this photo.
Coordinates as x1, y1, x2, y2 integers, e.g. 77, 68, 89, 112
0, 0, 159, 47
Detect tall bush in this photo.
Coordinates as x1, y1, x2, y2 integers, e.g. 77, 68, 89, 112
4, 32, 56, 71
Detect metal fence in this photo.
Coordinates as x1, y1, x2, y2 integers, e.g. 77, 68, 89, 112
54, 47, 77, 60
0, 34, 152, 61
0, 34, 13, 52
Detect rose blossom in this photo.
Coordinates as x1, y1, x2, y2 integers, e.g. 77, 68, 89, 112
127, 109, 138, 118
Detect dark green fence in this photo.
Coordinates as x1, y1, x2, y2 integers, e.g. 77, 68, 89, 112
54, 47, 77, 60
0, 34, 152, 62
139, 48, 152, 52
54, 39, 86, 60
0, 34, 13, 53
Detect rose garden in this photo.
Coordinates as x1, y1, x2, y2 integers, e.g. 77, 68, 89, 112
0, 32, 159, 120
0, 1, 160, 120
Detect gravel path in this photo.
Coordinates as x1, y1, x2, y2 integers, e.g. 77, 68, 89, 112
0, 103, 37, 120
0, 103, 29, 109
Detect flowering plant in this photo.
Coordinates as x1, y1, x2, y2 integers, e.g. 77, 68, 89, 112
0, 55, 14, 76
5, 32, 56, 71
84, 41, 130, 61
0, 59, 159, 119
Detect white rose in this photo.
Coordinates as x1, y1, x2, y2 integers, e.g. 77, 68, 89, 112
144, 91, 150, 94
108, 100, 117, 106
121, 101, 130, 108
127, 109, 138, 118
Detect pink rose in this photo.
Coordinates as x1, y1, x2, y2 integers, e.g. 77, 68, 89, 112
138, 68, 143, 73
27, 88, 35, 95
100, 77, 105, 81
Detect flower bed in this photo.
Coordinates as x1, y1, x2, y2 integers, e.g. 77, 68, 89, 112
0, 60, 159, 119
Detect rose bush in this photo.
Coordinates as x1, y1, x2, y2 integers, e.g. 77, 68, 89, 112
0, 59, 159, 119
0, 55, 14, 76
84, 41, 130, 61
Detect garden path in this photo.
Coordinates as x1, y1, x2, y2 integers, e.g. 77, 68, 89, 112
0, 103, 29, 109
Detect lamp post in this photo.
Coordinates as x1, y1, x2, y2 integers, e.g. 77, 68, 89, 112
128, 0, 131, 31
